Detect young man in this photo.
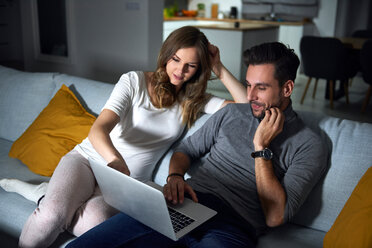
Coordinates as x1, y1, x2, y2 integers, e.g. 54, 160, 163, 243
66, 42, 328, 248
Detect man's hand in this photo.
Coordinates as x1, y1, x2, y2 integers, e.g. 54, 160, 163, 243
107, 159, 130, 176
163, 176, 198, 205
253, 107, 285, 150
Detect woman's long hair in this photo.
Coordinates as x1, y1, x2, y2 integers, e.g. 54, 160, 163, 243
151, 26, 212, 128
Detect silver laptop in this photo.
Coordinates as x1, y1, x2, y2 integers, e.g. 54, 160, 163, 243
89, 158, 217, 241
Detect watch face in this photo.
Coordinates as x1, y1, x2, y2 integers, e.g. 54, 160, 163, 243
263, 148, 273, 160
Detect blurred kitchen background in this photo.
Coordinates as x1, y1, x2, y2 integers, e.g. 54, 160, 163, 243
1, 0, 371, 122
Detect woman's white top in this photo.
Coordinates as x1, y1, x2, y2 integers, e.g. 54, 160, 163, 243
74, 71, 225, 182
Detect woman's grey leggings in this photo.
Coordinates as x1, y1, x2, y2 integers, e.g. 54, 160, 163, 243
19, 150, 118, 248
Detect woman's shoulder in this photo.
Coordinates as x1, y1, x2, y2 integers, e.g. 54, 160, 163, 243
119, 71, 144, 82
116, 71, 148, 90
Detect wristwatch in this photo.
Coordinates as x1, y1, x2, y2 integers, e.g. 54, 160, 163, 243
251, 148, 273, 160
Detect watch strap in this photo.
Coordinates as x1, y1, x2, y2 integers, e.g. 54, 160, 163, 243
251, 150, 264, 158
251, 148, 273, 160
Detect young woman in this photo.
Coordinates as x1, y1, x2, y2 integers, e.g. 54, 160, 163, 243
2, 26, 246, 248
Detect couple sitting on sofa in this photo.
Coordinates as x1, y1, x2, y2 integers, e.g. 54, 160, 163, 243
1, 26, 327, 248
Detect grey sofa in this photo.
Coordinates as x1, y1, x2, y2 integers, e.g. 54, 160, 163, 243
0, 65, 371, 247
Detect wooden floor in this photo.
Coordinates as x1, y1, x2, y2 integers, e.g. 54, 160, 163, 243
291, 74, 372, 123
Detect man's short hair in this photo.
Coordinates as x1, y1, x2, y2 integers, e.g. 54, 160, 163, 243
243, 42, 300, 87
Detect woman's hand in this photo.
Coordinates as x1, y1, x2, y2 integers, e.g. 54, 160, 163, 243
107, 159, 130, 176
209, 43, 222, 78
208, 43, 248, 103
89, 109, 131, 175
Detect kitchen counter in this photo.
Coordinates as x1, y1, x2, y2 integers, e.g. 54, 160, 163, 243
163, 17, 279, 35
192, 22, 277, 31
164, 17, 309, 26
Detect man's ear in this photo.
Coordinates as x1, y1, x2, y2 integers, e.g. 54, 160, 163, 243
282, 80, 294, 97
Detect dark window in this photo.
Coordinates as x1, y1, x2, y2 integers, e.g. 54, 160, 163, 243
37, 0, 68, 57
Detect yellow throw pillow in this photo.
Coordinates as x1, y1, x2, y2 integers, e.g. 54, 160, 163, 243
9, 84, 96, 176
323, 166, 372, 248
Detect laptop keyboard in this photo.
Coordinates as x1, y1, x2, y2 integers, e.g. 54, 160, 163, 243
168, 207, 195, 233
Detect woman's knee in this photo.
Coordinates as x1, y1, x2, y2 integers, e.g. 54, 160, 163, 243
69, 199, 118, 236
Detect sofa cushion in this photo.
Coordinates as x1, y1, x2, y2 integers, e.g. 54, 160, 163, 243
293, 112, 372, 232
257, 223, 325, 248
9, 85, 96, 176
53, 74, 115, 116
323, 167, 372, 248
0, 66, 57, 142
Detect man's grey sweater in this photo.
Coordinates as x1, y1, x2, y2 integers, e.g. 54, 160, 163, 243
175, 103, 328, 235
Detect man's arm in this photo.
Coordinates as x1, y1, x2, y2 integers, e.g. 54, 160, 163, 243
253, 108, 286, 227
255, 158, 286, 227
163, 106, 229, 205
163, 152, 198, 204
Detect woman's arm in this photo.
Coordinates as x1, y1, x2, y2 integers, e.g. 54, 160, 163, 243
88, 109, 130, 175
209, 44, 248, 104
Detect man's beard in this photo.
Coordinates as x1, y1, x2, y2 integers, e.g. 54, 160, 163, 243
250, 97, 283, 121
250, 102, 267, 120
